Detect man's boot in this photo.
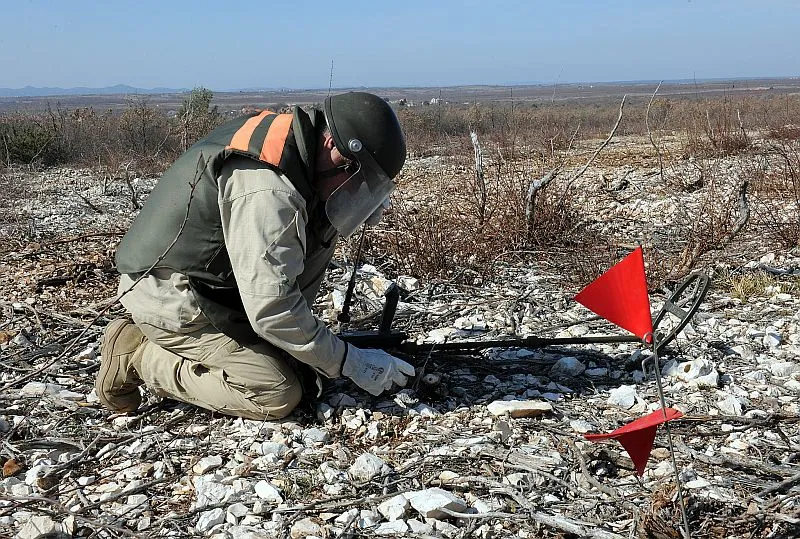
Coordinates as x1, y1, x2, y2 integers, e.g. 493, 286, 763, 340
96, 318, 146, 412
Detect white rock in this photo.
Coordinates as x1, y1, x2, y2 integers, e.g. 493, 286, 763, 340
439, 470, 460, 482
196, 508, 225, 533
769, 362, 798, 377
569, 419, 595, 433
19, 382, 63, 397
194, 475, 233, 508
348, 453, 388, 482
664, 358, 714, 382
260, 441, 290, 457
396, 275, 419, 291
357, 509, 382, 528
407, 487, 468, 519
77, 475, 95, 486
717, 395, 743, 416
785, 379, 800, 391
408, 519, 435, 534
62, 515, 76, 535
228, 526, 265, 539
427, 327, 458, 343
334, 508, 359, 526
193, 455, 223, 474
320, 461, 347, 483
9, 482, 34, 497
483, 375, 502, 385
301, 427, 330, 445
691, 371, 719, 388
126, 494, 149, 509
763, 332, 782, 348
503, 473, 529, 487
549, 356, 585, 377
731, 345, 755, 360
414, 403, 439, 417
434, 519, 461, 537
227, 502, 249, 521
290, 517, 323, 539
24, 463, 51, 486
608, 385, 637, 409
377, 494, 410, 521
375, 520, 410, 535
254, 480, 283, 504
486, 400, 552, 418
454, 436, 489, 446
685, 478, 711, 489
16, 515, 58, 539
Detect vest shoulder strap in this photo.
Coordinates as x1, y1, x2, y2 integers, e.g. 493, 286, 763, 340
225, 111, 293, 167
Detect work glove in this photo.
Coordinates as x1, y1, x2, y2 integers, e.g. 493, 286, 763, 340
341, 345, 415, 396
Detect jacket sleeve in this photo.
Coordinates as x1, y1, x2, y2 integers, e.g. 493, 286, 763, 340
218, 157, 346, 378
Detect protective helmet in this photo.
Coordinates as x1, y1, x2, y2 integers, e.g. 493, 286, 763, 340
322, 92, 407, 237
323, 92, 406, 179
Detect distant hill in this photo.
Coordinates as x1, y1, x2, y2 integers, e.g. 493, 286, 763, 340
0, 85, 189, 98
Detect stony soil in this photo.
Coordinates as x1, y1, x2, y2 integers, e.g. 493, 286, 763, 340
1, 138, 799, 539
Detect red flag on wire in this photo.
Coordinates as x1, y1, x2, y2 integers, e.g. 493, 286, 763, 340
584, 408, 683, 476
574, 246, 653, 342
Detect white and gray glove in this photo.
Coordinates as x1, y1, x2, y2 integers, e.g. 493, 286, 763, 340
341, 345, 415, 396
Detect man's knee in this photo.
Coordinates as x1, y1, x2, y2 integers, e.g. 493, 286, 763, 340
252, 374, 303, 420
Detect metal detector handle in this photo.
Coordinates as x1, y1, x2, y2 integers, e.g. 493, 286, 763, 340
337, 225, 368, 324
380, 283, 400, 333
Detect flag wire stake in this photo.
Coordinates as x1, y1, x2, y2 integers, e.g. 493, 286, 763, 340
649, 332, 692, 539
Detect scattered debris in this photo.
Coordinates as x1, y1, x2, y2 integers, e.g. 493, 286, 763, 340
1, 159, 799, 538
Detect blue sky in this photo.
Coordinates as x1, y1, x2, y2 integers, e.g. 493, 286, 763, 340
3, 0, 798, 90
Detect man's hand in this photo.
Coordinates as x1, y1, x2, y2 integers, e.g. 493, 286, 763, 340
342, 345, 415, 396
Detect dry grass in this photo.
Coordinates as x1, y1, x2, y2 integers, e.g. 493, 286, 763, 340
4, 91, 800, 288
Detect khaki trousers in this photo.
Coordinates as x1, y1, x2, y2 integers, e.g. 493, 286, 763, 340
133, 321, 303, 420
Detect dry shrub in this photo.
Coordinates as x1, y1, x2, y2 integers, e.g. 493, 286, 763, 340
375, 164, 528, 280
679, 99, 750, 158
369, 138, 599, 283
659, 166, 750, 281
751, 140, 800, 248
765, 124, 800, 141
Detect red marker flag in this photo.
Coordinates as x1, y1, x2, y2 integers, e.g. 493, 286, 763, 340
584, 408, 683, 476
574, 246, 653, 342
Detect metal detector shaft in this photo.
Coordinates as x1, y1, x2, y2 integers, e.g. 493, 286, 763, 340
339, 272, 710, 357
340, 331, 643, 353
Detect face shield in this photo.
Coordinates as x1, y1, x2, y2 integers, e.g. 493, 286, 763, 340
325, 138, 396, 238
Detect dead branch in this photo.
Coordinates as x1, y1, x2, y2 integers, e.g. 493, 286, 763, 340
646, 81, 665, 184
45, 231, 125, 246
565, 438, 631, 505
122, 161, 141, 210
76, 192, 104, 214
670, 178, 750, 278
445, 476, 627, 539
525, 166, 561, 238
561, 94, 627, 195
470, 130, 487, 225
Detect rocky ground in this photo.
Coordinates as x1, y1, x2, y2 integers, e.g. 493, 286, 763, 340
1, 141, 799, 539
